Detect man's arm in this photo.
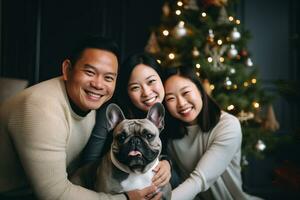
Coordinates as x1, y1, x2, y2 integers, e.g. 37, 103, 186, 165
9, 99, 125, 200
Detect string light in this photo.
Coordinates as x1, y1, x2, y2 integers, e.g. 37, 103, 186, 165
228, 16, 234, 21
253, 101, 260, 108
175, 10, 181, 15
201, 12, 207, 17
233, 84, 238, 89
251, 78, 257, 84
243, 82, 249, 87
207, 57, 213, 62
177, 1, 183, 7
195, 63, 201, 68
168, 53, 175, 59
210, 84, 215, 90
236, 19, 241, 24
162, 30, 169, 36
217, 39, 223, 45
227, 105, 235, 111
157, 59, 161, 64
219, 57, 225, 62
196, 72, 200, 77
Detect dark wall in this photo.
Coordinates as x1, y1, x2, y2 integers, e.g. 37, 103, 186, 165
241, 0, 300, 133
0, 0, 163, 84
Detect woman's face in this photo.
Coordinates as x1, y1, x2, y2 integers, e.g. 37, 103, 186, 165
127, 64, 165, 111
164, 74, 202, 125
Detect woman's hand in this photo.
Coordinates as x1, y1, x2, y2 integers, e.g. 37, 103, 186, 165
126, 185, 162, 200
152, 160, 171, 187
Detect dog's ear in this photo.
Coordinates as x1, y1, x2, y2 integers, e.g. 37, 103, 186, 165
147, 102, 165, 131
106, 103, 126, 131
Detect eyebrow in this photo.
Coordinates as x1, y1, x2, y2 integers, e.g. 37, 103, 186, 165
146, 75, 156, 80
165, 85, 190, 96
128, 74, 157, 86
84, 64, 117, 76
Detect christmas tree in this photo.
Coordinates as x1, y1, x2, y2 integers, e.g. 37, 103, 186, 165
145, 0, 281, 164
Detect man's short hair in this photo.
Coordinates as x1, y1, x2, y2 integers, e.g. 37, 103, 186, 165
68, 35, 120, 66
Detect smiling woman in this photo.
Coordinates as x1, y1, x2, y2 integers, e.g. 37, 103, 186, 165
162, 66, 262, 200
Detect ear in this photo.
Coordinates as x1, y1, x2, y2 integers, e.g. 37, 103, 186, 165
147, 103, 165, 131
106, 103, 126, 131
62, 59, 72, 81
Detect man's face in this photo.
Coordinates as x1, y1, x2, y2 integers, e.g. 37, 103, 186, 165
63, 48, 118, 111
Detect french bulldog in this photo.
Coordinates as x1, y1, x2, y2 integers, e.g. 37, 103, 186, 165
72, 102, 171, 199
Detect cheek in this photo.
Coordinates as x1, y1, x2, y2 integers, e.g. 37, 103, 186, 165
166, 102, 177, 116
128, 91, 140, 104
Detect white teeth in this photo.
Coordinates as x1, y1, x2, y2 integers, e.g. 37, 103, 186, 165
87, 91, 101, 99
144, 97, 156, 104
180, 107, 192, 114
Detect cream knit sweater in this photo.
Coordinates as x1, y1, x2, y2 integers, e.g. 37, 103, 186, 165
0, 77, 125, 200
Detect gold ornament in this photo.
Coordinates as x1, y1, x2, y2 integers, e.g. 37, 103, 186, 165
202, 0, 228, 7
162, 2, 170, 16
262, 104, 280, 132
144, 32, 160, 54
184, 0, 199, 10
237, 110, 254, 122
202, 79, 212, 95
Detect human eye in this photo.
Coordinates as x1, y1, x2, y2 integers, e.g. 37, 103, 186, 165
84, 69, 95, 76
129, 85, 140, 92
165, 95, 175, 102
183, 90, 191, 96
148, 79, 157, 85
104, 75, 115, 82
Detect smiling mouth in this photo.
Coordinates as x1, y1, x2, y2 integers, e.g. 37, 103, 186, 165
143, 96, 157, 106
86, 91, 103, 100
179, 107, 193, 115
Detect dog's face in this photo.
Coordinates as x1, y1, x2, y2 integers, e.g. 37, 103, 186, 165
106, 103, 165, 173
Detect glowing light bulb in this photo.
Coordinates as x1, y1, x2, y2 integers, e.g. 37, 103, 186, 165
163, 30, 169, 36
227, 105, 235, 111
177, 1, 183, 6
168, 53, 175, 59
196, 63, 201, 68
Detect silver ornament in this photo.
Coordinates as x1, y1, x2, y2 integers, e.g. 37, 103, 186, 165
246, 57, 253, 67
228, 44, 238, 58
230, 27, 241, 41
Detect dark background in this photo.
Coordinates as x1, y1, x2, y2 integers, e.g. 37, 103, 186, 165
1, 0, 299, 199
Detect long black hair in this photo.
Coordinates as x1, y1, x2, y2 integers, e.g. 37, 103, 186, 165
162, 66, 221, 139
115, 52, 163, 118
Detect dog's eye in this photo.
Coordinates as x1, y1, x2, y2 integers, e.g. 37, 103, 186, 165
117, 132, 127, 143
145, 133, 154, 140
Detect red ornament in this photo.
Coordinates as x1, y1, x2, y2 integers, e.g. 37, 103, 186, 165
240, 49, 248, 57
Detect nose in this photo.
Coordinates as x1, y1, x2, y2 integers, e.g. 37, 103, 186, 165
177, 96, 187, 108
91, 76, 104, 90
141, 85, 151, 97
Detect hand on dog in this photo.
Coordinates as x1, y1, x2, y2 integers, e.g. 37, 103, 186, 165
127, 185, 162, 200
152, 160, 171, 187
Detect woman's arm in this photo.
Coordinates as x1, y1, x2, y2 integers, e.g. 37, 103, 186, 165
172, 114, 242, 200
81, 103, 111, 164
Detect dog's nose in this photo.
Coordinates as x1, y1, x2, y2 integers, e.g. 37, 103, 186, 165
130, 137, 142, 146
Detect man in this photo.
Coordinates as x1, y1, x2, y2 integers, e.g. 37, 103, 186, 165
0, 36, 159, 200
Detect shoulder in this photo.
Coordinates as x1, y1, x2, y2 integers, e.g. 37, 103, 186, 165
211, 111, 242, 139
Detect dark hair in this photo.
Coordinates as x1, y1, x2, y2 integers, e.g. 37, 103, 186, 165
163, 66, 221, 139
115, 52, 163, 118
68, 35, 120, 66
